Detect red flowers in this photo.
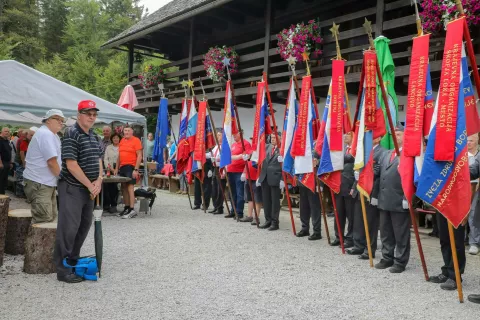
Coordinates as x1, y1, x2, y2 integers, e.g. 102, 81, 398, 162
420, 0, 480, 34
138, 65, 166, 89
203, 46, 238, 82
276, 19, 323, 62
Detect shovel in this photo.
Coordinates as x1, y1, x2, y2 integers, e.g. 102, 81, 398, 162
93, 195, 103, 277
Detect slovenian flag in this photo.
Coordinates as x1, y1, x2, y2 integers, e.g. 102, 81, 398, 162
399, 34, 431, 204
291, 75, 316, 192
176, 98, 190, 174
281, 79, 297, 179
251, 81, 272, 171
317, 60, 346, 193
353, 50, 386, 199
220, 80, 238, 168
416, 18, 475, 228
186, 98, 198, 151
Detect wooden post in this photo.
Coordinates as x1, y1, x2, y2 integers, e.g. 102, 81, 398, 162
5, 209, 32, 255
127, 43, 134, 81
448, 222, 464, 303
24, 222, 57, 274
359, 195, 374, 267
375, 0, 384, 37
263, 0, 272, 74
188, 17, 195, 79
0, 195, 10, 266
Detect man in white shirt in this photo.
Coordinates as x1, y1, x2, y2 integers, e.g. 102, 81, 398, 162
23, 109, 64, 224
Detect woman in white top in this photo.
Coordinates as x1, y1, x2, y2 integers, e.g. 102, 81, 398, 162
103, 133, 121, 213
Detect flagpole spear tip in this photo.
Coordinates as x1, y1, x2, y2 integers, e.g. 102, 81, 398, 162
286, 56, 297, 77
158, 83, 165, 98
222, 56, 232, 81
330, 22, 342, 60
363, 18, 375, 49
411, 0, 424, 36
455, 0, 465, 15
181, 79, 189, 98
198, 77, 207, 100
187, 79, 195, 97
302, 51, 311, 76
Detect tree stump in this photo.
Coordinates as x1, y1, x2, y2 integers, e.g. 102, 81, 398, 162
5, 209, 32, 255
0, 195, 11, 267
23, 222, 57, 274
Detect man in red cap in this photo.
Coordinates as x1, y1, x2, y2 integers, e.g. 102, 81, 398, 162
54, 100, 103, 283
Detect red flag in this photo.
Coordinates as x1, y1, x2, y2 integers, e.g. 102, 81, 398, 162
291, 76, 312, 157
330, 60, 345, 151
435, 18, 463, 162
364, 51, 377, 131
252, 82, 265, 152
320, 171, 341, 194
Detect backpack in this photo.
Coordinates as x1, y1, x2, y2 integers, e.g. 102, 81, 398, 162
63, 256, 98, 281
134, 187, 157, 209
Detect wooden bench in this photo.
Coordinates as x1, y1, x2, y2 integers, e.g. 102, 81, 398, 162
282, 193, 300, 208
150, 174, 182, 194
149, 174, 169, 188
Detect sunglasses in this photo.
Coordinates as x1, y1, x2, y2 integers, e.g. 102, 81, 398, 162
80, 111, 98, 118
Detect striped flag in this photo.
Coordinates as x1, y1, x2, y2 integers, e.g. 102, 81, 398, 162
220, 80, 238, 168
176, 98, 190, 174
186, 98, 198, 150
251, 81, 272, 172
416, 19, 475, 228
281, 79, 297, 179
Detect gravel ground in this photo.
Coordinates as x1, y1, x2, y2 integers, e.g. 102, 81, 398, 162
1, 190, 480, 319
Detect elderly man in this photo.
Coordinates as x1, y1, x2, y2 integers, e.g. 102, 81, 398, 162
100, 126, 112, 157
24, 110, 64, 224
54, 100, 102, 283
15, 129, 34, 197
0, 127, 13, 194
115, 125, 142, 219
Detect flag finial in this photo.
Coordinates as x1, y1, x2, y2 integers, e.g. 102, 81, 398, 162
181, 79, 189, 98
302, 51, 311, 76
411, 0, 424, 36
330, 22, 342, 60
223, 56, 231, 81
158, 83, 165, 98
187, 79, 195, 97
286, 56, 297, 76
198, 77, 207, 100
363, 18, 375, 49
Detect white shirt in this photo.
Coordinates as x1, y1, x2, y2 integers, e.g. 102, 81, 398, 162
23, 125, 62, 187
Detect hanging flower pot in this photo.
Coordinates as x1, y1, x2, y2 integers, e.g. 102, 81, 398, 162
276, 19, 323, 62
420, 0, 480, 34
138, 65, 166, 89
203, 46, 239, 82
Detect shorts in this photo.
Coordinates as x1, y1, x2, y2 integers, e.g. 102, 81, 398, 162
119, 165, 135, 184
244, 180, 262, 203
24, 179, 57, 224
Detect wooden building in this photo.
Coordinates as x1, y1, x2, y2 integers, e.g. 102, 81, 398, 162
102, 0, 479, 134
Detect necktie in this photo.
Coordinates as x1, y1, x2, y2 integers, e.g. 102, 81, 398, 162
271, 146, 276, 156
346, 146, 351, 155
390, 151, 396, 163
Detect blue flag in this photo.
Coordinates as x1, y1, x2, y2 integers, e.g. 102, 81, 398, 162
153, 98, 170, 171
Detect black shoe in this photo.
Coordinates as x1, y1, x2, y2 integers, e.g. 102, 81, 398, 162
347, 248, 364, 255
268, 224, 279, 231
375, 259, 394, 269
224, 213, 235, 218
467, 294, 480, 304
440, 278, 457, 291
117, 206, 130, 217
296, 230, 310, 237
308, 233, 322, 240
389, 265, 405, 273
208, 209, 217, 214
259, 222, 271, 229
344, 241, 354, 249
358, 253, 374, 260
57, 273, 84, 283
108, 206, 117, 214
429, 274, 448, 284
239, 216, 253, 222
193, 205, 201, 210
213, 210, 224, 215
330, 238, 340, 246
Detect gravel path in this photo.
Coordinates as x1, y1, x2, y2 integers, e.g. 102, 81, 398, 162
1, 190, 480, 319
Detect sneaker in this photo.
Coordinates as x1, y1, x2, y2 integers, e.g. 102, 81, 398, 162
117, 206, 130, 217
469, 245, 479, 255
122, 209, 138, 219
239, 216, 253, 222
440, 278, 457, 291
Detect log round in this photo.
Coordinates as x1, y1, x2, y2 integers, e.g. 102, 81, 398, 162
23, 222, 57, 274
5, 209, 32, 255
0, 195, 11, 267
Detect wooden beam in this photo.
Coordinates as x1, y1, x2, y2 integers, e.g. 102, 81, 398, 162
385, 0, 410, 11
127, 43, 134, 79
263, 0, 272, 75
375, 0, 385, 37
188, 18, 194, 79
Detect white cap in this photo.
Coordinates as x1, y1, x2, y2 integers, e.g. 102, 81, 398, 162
42, 109, 65, 123
29, 126, 39, 132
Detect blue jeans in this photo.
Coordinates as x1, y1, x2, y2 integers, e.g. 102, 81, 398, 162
228, 172, 245, 217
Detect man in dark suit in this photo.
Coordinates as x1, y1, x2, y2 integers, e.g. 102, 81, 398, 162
374, 126, 410, 273
258, 133, 283, 231
348, 137, 385, 259
193, 152, 213, 210
331, 132, 355, 247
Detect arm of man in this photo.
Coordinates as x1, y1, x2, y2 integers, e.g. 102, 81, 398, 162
114, 152, 120, 175
470, 153, 480, 180
20, 151, 26, 167
133, 148, 143, 179
66, 160, 99, 195
47, 157, 60, 177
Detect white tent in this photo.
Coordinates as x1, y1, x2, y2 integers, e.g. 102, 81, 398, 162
0, 60, 145, 125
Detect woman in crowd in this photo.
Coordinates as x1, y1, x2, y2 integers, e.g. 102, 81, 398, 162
103, 133, 121, 213
146, 132, 155, 162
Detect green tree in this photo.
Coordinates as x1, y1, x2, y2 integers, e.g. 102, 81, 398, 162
39, 0, 68, 58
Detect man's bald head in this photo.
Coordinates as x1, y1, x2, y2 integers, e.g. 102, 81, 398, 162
1, 127, 10, 138
467, 134, 479, 153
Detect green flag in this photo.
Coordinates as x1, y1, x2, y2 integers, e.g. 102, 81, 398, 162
374, 36, 398, 150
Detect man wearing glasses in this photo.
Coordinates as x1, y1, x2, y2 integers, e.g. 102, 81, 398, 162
54, 100, 103, 283
24, 109, 65, 224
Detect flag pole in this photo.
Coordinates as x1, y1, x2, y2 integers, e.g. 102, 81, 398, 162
448, 221, 464, 303
198, 77, 234, 217
223, 57, 259, 224
363, 18, 429, 280
263, 72, 297, 236
168, 112, 193, 210
330, 188, 345, 254
359, 195, 374, 267
188, 79, 207, 213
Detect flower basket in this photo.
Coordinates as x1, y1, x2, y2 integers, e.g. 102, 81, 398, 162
203, 46, 239, 82
276, 19, 323, 62
420, 0, 480, 34
138, 65, 166, 89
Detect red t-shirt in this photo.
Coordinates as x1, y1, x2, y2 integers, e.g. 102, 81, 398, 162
19, 140, 29, 152
227, 139, 252, 173
244, 161, 258, 180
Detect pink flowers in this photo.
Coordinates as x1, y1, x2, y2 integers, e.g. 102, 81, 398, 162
276, 19, 323, 62
203, 46, 239, 82
138, 65, 166, 89
420, 0, 480, 34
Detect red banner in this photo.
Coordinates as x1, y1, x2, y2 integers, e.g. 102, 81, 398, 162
320, 171, 341, 194
194, 101, 207, 166
330, 60, 345, 151
291, 75, 312, 157
435, 18, 463, 161
364, 51, 377, 131
404, 34, 430, 157
252, 82, 264, 151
